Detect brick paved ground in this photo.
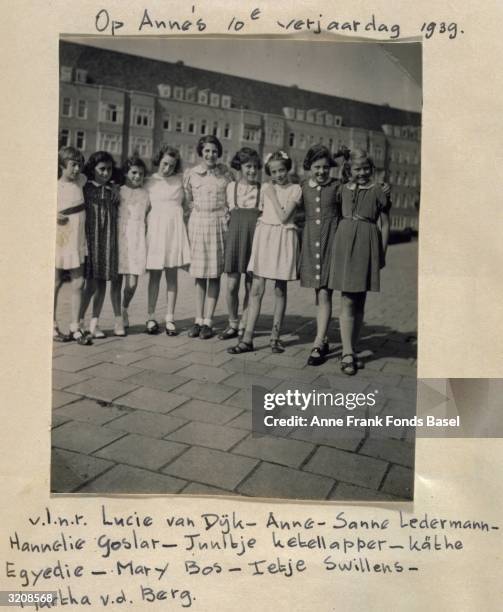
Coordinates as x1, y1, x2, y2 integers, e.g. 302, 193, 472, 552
51, 240, 417, 501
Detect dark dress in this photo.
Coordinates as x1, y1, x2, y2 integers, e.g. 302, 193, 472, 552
84, 181, 119, 280
328, 182, 390, 293
224, 181, 261, 274
299, 178, 340, 288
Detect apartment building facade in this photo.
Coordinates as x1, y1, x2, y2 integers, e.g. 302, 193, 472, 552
59, 41, 421, 232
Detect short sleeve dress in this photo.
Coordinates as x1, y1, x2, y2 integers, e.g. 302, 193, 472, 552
84, 181, 119, 281
328, 182, 391, 293
56, 174, 87, 270
184, 164, 231, 278
299, 178, 340, 289
145, 173, 190, 270
247, 182, 302, 281
117, 185, 150, 275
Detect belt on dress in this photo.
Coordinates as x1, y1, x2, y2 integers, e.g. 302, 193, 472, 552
343, 214, 376, 224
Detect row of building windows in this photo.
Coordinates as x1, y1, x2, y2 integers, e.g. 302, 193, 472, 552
61, 98, 88, 119
283, 107, 343, 127
390, 150, 420, 164
157, 84, 232, 109
60, 128, 86, 150
391, 215, 419, 231
390, 172, 419, 187
393, 192, 418, 209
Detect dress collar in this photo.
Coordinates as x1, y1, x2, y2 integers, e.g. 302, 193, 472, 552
308, 178, 333, 188
346, 182, 375, 191
193, 163, 227, 177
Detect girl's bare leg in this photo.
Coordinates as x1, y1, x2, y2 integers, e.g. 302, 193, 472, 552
204, 277, 221, 323
122, 274, 138, 309
226, 273, 240, 328
147, 270, 162, 319
240, 272, 253, 330
92, 280, 107, 318
194, 278, 206, 323
54, 269, 64, 328
79, 278, 96, 322
110, 276, 122, 317
340, 292, 357, 362
165, 267, 178, 320
69, 267, 84, 330
314, 287, 333, 346
242, 275, 266, 344
271, 280, 287, 340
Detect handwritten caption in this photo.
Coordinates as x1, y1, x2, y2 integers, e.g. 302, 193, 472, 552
3, 505, 498, 609
94, 7, 463, 40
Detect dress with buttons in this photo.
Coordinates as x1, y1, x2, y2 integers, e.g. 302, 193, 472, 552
298, 178, 340, 288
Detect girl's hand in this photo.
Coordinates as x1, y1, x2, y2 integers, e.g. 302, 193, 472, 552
381, 182, 391, 195
57, 214, 69, 226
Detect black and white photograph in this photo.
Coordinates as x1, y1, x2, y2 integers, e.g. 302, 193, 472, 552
51, 36, 421, 500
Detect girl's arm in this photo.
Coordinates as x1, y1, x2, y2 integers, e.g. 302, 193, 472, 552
182, 170, 194, 213
380, 211, 390, 255
263, 183, 299, 223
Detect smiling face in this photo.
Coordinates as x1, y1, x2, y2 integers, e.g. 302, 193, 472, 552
240, 161, 259, 184
310, 157, 331, 185
126, 165, 145, 188
351, 159, 372, 186
201, 143, 219, 168
268, 160, 289, 185
94, 161, 113, 185
158, 154, 177, 178
61, 159, 81, 182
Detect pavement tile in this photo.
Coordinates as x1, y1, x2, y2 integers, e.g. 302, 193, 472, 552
52, 390, 82, 409
114, 387, 189, 413
126, 370, 189, 392
223, 359, 273, 376
52, 421, 126, 454
380, 399, 416, 420
223, 372, 283, 391
382, 362, 417, 377
79, 362, 144, 381
238, 462, 334, 500
329, 483, 401, 502
262, 354, 309, 369
169, 399, 243, 425
303, 446, 388, 490
64, 377, 139, 402
226, 411, 252, 430
129, 356, 190, 374
78, 464, 187, 494
52, 370, 92, 390
53, 342, 113, 357
51, 449, 114, 493
52, 354, 106, 373
166, 421, 248, 450
95, 434, 188, 470
398, 377, 418, 389
231, 434, 314, 468
174, 380, 238, 403
323, 375, 373, 393
52, 413, 73, 429
359, 437, 415, 468
56, 398, 129, 425
175, 364, 231, 384
288, 426, 364, 453
377, 385, 417, 404
107, 411, 187, 438
380, 464, 414, 499
181, 338, 228, 353
93, 348, 155, 366
267, 366, 322, 383
181, 482, 237, 496
224, 388, 252, 410
182, 351, 232, 367
139, 345, 185, 360
162, 446, 258, 490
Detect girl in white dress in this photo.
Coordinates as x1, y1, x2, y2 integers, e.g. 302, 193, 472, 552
144, 146, 190, 335
110, 156, 151, 336
54, 146, 92, 345
229, 150, 302, 354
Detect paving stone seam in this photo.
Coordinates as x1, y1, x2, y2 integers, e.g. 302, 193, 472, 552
376, 462, 394, 492
156, 444, 193, 472
232, 460, 265, 493
325, 481, 340, 500
53, 393, 85, 409
82, 431, 131, 454
71, 463, 119, 493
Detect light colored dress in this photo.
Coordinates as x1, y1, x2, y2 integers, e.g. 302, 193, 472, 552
145, 173, 190, 270
118, 185, 150, 275
56, 174, 87, 270
247, 182, 302, 281
184, 163, 232, 278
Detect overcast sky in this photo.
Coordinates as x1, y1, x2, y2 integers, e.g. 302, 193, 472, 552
66, 36, 422, 112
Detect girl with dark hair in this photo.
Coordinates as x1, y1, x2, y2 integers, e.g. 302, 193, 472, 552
219, 147, 262, 340
299, 144, 340, 366
328, 150, 391, 375
184, 135, 232, 339
79, 150, 121, 338
144, 145, 190, 335
229, 149, 302, 354
110, 156, 151, 335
